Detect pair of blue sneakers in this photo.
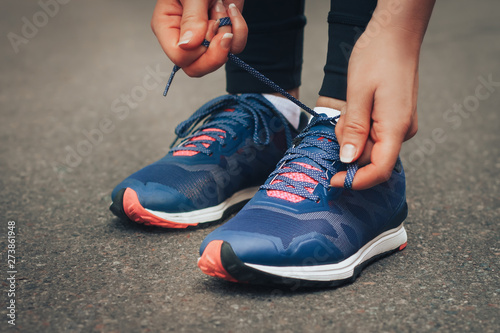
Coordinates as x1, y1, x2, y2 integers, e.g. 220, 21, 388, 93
110, 93, 408, 287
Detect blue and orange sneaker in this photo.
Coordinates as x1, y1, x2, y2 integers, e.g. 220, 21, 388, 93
198, 113, 408, 287
110, 94, 307, 228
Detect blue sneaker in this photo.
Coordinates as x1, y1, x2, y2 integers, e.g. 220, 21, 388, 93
110, 94, 307, 228
198, 115, 408, 287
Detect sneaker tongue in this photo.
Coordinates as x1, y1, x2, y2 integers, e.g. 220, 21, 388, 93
291, 115, 338, 169
311, 108, 341, 120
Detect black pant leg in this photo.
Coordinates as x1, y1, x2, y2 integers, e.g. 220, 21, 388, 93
319, 0, 377, 100
225, 0, 306, 94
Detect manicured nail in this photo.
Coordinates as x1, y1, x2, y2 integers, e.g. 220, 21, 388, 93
228, 3, 238, 16
221, 32, 233, 49
178, 31, 193, 45
215, 0, 225, 13
340, 144, 356, 163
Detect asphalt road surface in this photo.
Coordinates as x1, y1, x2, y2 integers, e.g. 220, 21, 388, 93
1, 0, 499, 332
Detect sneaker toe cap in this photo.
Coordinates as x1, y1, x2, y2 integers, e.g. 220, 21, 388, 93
112, 179, 194, 213
200, 231, 282, 265
200, 228, 344, 267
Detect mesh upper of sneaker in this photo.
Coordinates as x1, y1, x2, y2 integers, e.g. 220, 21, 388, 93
111, 94, 297, 213
200, 117, 406, 266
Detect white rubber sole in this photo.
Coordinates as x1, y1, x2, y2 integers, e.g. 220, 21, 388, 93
244, 224, 407, 281
144, 186, 260, 224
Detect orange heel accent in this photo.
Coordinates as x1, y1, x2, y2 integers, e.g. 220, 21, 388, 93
122, 188, 198, 228
399, 242, 408, 251
198, 241, 238, 282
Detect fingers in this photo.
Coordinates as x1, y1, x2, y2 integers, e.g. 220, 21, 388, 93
226, 3, 248, 54
335, 111, 373, 167
405, 110, 418, 140
183, 32, 233, 77
209, 0, 232, 35
151, 0, 247, 76
153, 18, 207, 68
209, 1, 248, 54
151, 0, 207, 68
182, 1, 247, 76
178, 0, 214, 50
354, 137, 374, 167
331, 132, 401, 190
332, 86, 414, 190
337, 82, 374, 164
404, 74, 419, 140
333, 109, 399, 190
204, 19, 219, 42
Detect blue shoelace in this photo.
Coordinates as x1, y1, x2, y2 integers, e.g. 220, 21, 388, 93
171, 94, 293, 155
261, 116, 357, 197
164, 17, 357, 191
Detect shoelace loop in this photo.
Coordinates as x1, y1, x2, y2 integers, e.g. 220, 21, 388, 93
261, 117, 358, 196
164, 17, 358, 190
171, 94, 293, 155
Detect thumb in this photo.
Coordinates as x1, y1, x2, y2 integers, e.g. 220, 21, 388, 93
338, 88, 373, 164
178, 0, 213, 50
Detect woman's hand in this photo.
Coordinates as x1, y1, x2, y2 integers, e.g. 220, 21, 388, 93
151, 0, 247, 77
331, 0, 435, 190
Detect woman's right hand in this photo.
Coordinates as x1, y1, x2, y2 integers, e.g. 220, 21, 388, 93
151, 0, 247, 77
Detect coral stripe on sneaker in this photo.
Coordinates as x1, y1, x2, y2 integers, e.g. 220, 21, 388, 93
198, 240, 238, 282
122, 188, 198, 228
173, 128, 226, 156
267, 162, 320, 203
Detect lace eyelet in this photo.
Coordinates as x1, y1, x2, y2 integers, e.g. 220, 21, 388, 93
208, 153, 213, 157
233, 136, 238, 141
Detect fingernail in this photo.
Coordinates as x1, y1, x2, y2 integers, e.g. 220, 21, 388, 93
178, 31, 193, 46
340, 144, 356, 163
220, 32, 233, 49
228, 3, 238, 16
215, 0, 225, 13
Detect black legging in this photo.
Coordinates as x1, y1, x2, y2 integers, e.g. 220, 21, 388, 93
225, 0, 377, 101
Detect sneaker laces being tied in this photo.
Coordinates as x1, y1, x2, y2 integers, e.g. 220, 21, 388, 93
171, 94, 293, 156
261, 116, 358, 202
163, 17, 357, 189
